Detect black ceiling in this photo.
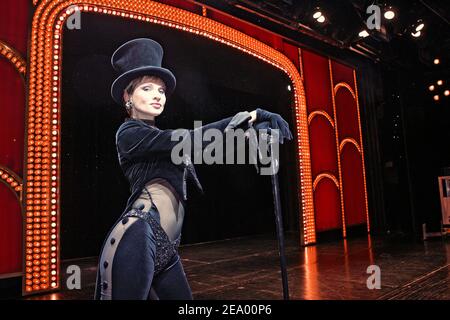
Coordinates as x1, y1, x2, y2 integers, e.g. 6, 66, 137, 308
218, 0, 449, 72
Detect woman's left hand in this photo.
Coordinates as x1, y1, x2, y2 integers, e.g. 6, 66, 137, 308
250, 108, 293, 144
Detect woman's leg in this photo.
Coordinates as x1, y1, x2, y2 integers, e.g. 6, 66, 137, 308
151, 255, 193, 300
110, 218, 157, 299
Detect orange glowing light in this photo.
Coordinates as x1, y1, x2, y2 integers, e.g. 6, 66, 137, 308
25, 0, 316, 295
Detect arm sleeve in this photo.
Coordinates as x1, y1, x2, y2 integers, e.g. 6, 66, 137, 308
195, 116, 234, 132
117, 116, 235, 162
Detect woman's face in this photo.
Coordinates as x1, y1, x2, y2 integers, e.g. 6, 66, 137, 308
124, 76, 167, 120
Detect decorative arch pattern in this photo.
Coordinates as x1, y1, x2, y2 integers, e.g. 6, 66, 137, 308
339, 137, 361, 154
334, 82, 356, 100
0, 40, 26, 76
313, 172, 339, 190
0, 165, 23, 202
308, 110, 335, 128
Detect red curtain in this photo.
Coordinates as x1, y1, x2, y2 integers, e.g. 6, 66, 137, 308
301, 50, 368, 233
331, 61, 367, 228
0, 0, 29, 276
301, 49, 342, 231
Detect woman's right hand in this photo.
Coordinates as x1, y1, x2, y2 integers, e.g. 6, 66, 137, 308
248, 110, 257, 123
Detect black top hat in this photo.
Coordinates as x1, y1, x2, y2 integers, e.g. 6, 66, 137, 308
110, 38, 176, 105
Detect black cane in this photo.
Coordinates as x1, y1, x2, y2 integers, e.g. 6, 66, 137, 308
266, 133, 290, 300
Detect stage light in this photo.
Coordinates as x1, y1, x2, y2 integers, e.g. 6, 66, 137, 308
437, 80, 443, 86
434, 95, 440, 101
445, 90, 449, 96
359, 30, 369, 38
312, 7, 325, 23
416, 22, 425, 32
409, 20, 425, 38
434, 58, 440, 65
429, 85, 435, 91
317, 15, 326, 23
384, 7, 395, 20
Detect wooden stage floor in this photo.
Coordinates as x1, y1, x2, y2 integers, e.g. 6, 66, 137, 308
24, 232, 450, 300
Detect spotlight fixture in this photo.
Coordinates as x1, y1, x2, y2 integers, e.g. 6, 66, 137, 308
409, 19, 425, 38
412, 19, 425, 32
437, 80, 443, 86
312, 7, 326, 23
384, 7, 395, 20
359, 30, 370, 38
445, 90, 449, 96
434, 95, 440, 101
434, 58, 440, 65
415, 22, 425, 32
429, 85, 435, 91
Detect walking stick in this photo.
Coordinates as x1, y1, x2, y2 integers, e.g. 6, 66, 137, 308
264, 132, 290, 300
228, 115, 290, 299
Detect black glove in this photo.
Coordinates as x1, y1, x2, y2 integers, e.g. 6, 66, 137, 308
256, 108, 293, 144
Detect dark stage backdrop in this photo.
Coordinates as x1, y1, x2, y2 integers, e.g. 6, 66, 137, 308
60, 13, 298, 259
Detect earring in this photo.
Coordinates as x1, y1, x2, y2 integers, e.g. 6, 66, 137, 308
125, 99, 133, 113
125, 99, 133, 108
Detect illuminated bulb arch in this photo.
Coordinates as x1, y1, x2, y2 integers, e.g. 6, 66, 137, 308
313, 173, 339, 191
0, 165, 23, 201
334, 82, 356, 100
339, 137, 361, 154
308, 110, 335, 127
0, 40, 26, 76
25, 0, 315, 295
